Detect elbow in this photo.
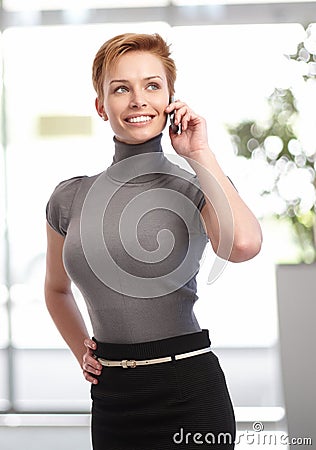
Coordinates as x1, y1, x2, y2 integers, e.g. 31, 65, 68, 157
44, 280, 72, 305
229, 234, 263, 263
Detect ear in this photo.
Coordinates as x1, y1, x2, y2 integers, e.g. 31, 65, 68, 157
95, 98, 108, 121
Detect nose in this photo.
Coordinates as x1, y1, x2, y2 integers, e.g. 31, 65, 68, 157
129, 89, 147, 108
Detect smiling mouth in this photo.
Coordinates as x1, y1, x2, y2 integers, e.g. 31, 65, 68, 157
126, 115, 154, 124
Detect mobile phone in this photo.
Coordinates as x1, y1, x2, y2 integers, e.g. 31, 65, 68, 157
169, 95, 180, 134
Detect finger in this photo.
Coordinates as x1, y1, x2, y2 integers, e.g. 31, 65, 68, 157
173, 105, 188, 122
83, 370, 99, 385
83, 348, 94, 361
180, 108, 200, 128
83, 354, 103, 373
82, 348, 94, 365
85, 355, 103, 370
83, 352, 101, 369
165, 100, 186, 113
83, 362, 102, 375
84, 338, 97, 351
175, 108, 192, 129
180, 111, 192, 131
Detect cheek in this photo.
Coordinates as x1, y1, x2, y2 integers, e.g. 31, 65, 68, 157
106, 104, 123, 125
156, 96, 169, 117
103, 96, 123, 118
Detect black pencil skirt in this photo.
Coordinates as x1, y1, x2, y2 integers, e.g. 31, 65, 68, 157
90, 329, 236, 450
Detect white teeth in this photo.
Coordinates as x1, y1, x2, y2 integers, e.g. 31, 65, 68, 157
127, 116, 152, 123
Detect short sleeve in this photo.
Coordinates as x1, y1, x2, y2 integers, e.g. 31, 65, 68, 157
45, 176, 84, 236
183, 173, 236, 238
187, 174, 206, 212
177, 173, 207, 238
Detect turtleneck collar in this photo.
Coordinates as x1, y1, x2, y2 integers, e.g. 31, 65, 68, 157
106, 133, 171, 184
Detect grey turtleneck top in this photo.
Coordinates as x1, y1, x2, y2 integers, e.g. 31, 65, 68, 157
46, 133, 209, 343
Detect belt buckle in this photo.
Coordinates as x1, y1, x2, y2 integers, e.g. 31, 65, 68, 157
121, 359, 137, 369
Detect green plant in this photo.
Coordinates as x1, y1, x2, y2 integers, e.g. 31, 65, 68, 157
226, 26, 316, 263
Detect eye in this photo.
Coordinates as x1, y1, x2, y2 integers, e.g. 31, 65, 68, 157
147, 83, 160, 91
114, 86, 129, 94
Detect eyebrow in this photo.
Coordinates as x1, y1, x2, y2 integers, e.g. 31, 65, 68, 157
109, 76, 163, 85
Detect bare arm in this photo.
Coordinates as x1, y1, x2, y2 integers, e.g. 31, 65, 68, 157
166, 100, 262, 263
197, 152, 262, 262
44, 222, 102, 383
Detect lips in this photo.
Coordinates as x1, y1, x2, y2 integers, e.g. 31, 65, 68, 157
125, 115, 154, 123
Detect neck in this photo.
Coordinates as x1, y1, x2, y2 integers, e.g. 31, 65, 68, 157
112, 133, 163, 162
107, 133, 169, 184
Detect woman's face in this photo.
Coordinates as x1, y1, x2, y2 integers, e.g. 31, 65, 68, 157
98, 51, 170, 145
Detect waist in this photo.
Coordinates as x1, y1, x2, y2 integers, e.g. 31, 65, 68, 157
93, 329, 211, 360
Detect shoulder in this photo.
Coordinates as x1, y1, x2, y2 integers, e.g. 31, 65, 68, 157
165, 159, 201, 185
47, 175, 86, 213
46, 175, 86, 236
51, 175, 85, 195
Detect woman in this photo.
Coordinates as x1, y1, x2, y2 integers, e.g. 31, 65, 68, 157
45, 33, 262, 449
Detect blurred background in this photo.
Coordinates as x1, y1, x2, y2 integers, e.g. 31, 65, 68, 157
1, 1, 316, 449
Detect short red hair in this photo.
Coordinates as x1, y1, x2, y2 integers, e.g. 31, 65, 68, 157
92, 33, 176, 104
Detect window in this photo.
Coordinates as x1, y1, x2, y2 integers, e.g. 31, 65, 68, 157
1, 18, 305, 413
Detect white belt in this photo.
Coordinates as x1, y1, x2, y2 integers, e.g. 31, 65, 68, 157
98, 345, 212, 369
